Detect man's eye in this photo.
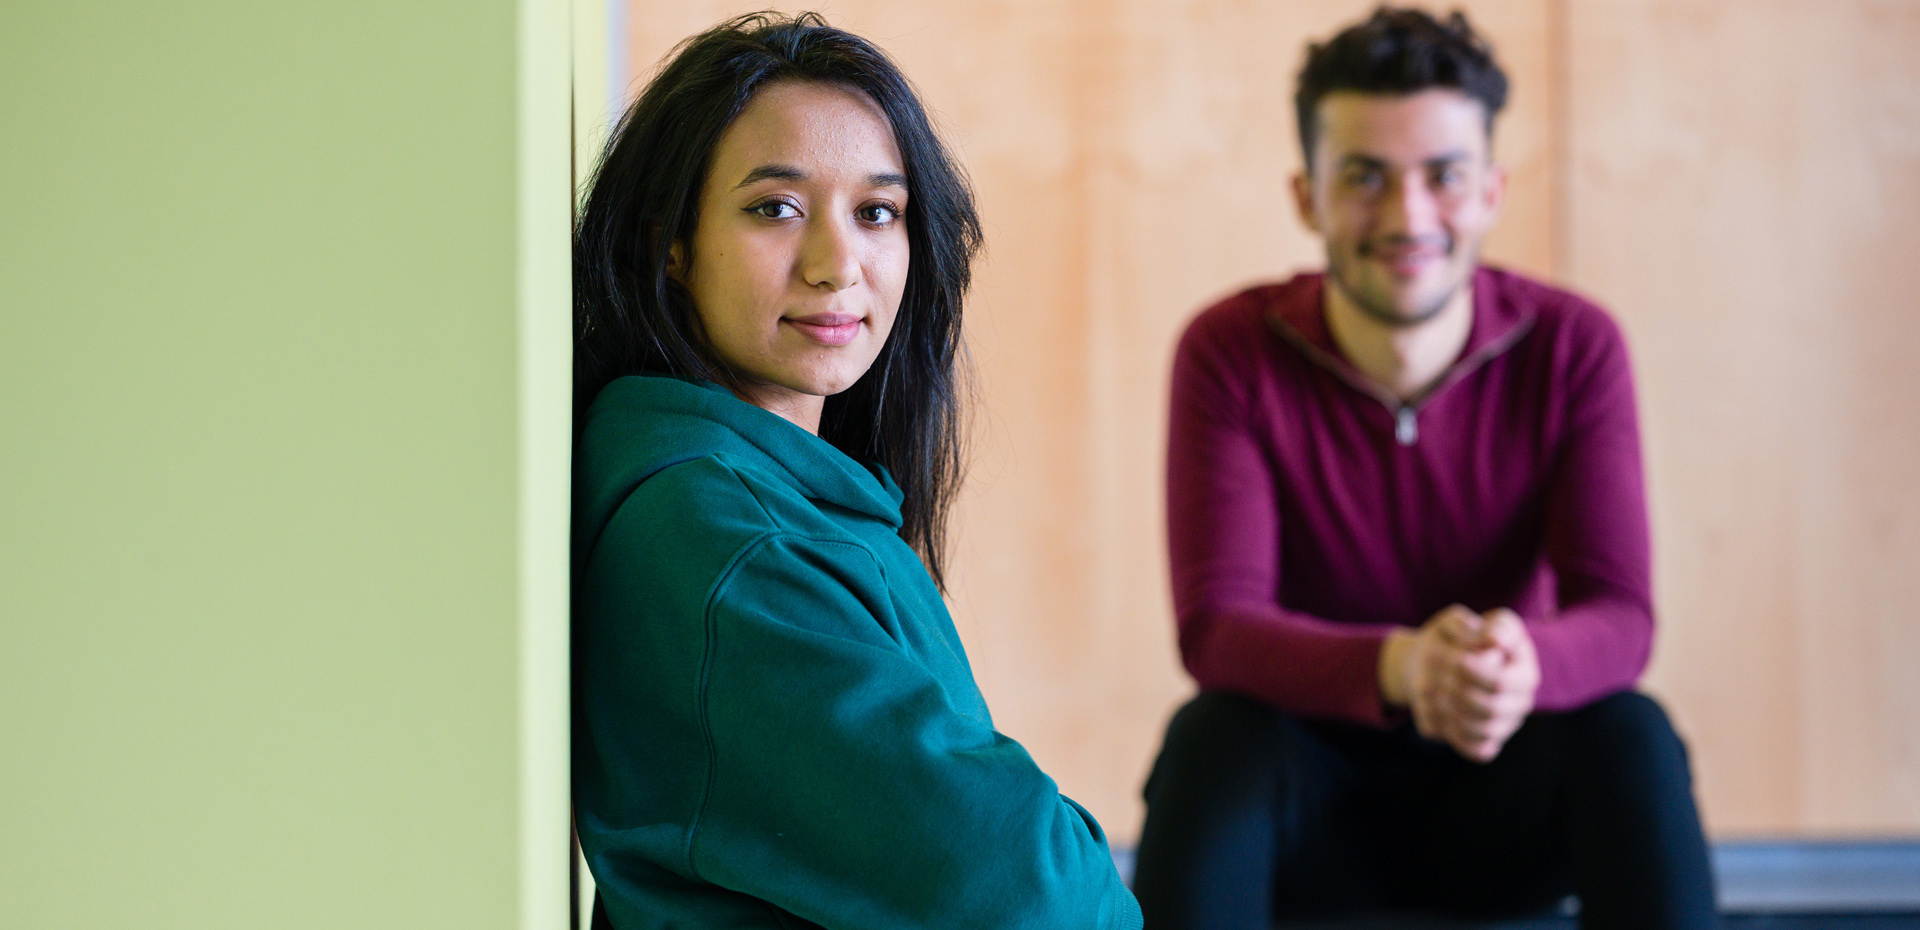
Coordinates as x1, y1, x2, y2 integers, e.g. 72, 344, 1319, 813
748, 200, 800, 219
859, 202, 900, 225
1346, 170, 1384, 191
1435, 168, 1466, 188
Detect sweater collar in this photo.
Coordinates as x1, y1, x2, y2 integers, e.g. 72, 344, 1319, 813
1266, 266, 1536, 404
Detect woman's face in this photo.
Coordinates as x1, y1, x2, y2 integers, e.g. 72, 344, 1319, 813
676, 81, 910, 430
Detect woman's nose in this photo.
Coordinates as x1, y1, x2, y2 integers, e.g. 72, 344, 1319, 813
800, 217, 861, 291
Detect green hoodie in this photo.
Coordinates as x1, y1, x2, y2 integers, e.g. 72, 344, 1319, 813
573, 375, 1141, 930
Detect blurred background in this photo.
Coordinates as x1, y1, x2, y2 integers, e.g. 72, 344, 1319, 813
617, 0, 1920, 847
5, 2, 1915, 927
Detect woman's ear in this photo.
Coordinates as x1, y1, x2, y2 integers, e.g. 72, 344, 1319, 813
666, 239, 688, 283
647, 219, 689, 283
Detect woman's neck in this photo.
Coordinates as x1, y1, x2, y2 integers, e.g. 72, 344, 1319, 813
734, 381, 825, 434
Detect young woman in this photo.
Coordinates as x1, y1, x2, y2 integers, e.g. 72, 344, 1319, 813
571, 14, 1140, 930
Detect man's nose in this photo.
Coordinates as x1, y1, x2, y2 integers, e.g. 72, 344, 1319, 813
800, 216, 861, 291
1380, 172, 1442, 236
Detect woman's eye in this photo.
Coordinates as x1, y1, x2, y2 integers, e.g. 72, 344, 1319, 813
859, 202, 900, 225
748, 200, 800, 220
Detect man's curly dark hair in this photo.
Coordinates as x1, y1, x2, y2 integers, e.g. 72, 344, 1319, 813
1294, 6, 1509, 169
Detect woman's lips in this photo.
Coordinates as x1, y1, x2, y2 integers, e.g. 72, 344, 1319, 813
784, 313, 863, 347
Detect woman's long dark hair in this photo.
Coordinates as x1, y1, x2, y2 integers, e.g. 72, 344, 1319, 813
574, 12, 980, 589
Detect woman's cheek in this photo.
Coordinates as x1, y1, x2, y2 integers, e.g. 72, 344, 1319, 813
879, 249, 911, 312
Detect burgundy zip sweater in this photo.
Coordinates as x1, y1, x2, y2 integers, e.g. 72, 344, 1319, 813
1167, 266, 1653, 726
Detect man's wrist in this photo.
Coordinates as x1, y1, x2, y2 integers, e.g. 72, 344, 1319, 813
1378, 628, 1415, 707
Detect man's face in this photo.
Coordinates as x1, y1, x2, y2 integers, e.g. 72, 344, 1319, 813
1293, 89, 1506, 327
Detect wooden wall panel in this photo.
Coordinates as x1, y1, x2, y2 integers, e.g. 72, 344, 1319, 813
622, 0, 1556, 844
1565, 0, 1920, 835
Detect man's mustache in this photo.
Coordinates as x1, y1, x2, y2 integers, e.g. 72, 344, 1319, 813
1358, 234, 1454, 257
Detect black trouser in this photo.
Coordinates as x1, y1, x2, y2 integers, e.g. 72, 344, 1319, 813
1134, 691, 1718, 930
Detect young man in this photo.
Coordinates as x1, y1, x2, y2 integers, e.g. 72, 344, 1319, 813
1132, 9, 1717, 929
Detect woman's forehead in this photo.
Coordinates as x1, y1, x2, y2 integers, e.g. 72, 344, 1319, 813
708, 82, 904, 188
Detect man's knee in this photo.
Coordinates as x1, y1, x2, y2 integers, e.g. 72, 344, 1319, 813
1565, 691, 1693, 780
1164, 691, 1280, 750
1148, 691, 1304, 801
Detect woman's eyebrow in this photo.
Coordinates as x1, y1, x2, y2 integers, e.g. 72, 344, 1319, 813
732, 164, 909, 191
732, 164, 806, 189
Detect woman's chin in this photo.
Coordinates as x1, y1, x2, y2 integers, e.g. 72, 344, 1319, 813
811, 372, 869, 398
790, 356, 882, 398
755, 367, 869, 403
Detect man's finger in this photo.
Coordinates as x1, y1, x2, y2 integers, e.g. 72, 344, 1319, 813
1445, 686, 1499, 721
1432, 606, 1489, 648
1446, 726, 1498, 763
1462, 735, 1504, 763
1489, 686, 1534, 716
1449, 708, 1494, 743
1459, 740, 1498, 764
1411, 696, 1440, 741
1483, 608, 1530, 653
1450, 649, 1505, 691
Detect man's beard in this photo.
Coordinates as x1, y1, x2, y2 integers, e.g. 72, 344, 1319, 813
1328, 237, 1468, 328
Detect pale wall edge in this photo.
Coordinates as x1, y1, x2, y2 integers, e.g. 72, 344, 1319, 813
521, 0, 580, 927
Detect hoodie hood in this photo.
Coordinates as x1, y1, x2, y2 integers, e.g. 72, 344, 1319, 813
573, 375, 904, 570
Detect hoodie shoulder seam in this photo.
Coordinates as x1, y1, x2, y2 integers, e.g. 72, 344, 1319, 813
706, 456, 785, 531
685, 527, 887, 881
682, 528, 779, 880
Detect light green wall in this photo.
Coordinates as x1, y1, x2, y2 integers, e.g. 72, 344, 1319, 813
1, 2, 572, 927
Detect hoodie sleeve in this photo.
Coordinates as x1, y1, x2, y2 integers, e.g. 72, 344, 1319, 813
671, 531, 1139, 930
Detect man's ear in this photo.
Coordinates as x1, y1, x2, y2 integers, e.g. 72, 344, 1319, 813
1482, 161, 1509, 220
1292, 170, 1321, 235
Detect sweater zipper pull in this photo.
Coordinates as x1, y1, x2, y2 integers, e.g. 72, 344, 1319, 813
1394, 406, 1418, 446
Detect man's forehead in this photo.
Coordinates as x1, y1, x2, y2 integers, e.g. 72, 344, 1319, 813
1313, 88, 1492, 161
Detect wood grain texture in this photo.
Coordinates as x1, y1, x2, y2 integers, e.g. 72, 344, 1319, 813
1564, 0, 1920, 836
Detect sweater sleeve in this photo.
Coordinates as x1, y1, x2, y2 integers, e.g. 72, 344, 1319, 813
678, 533, 1140, 930
1167, 315, 1400, 726
1522, 310, 1656, 710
